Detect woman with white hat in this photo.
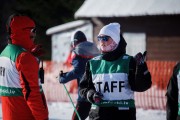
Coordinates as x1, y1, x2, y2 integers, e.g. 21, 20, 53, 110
79, 23, 152, 120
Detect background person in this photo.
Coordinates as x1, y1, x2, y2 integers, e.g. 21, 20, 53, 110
59, 30, 100, 120
166, 62, 180, 120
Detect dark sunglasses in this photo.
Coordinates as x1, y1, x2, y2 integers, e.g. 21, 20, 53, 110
24, 27, 36, 33
97, 36, 110, 41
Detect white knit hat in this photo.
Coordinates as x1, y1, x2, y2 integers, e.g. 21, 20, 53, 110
98, 23, 120, 44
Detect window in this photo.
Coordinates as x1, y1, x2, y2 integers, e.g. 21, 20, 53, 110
123, 33, 146, 56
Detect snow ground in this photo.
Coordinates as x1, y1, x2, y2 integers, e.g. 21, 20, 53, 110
0, 102, 166, 120
48, 102, 166, 120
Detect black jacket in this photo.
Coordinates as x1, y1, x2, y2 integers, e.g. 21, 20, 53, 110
79, 35, 152, 120
166, 62, 180, 120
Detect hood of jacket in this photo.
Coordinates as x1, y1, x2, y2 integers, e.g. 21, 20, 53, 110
9, 15, 35, 51
73, 41, 100, 58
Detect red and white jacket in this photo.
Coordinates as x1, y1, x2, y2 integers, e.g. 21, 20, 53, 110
0, 15, 48, 120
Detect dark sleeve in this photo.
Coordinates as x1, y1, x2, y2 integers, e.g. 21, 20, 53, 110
166, 63, 179, 120
128, 57, 152, 92
79, 61, 95, 99
60, 57, 86, 83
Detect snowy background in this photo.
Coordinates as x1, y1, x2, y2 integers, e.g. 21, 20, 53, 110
47, 102, 166, 120
0, 102, 166, 120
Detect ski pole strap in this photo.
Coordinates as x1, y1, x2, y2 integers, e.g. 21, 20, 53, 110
63, 84, 81, 120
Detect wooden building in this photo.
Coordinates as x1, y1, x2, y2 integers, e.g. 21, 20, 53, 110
75, 0, 180, 61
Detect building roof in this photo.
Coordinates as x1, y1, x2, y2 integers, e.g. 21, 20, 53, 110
46, 20, 90, 35
75, 0, 180, 18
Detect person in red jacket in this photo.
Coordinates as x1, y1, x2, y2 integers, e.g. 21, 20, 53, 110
0, 14, 48, 120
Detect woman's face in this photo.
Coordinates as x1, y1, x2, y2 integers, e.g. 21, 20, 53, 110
97, 35, 117, 52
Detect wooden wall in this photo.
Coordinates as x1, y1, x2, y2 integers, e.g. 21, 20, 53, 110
91, 15, 180, 61
147, 36, 180, 61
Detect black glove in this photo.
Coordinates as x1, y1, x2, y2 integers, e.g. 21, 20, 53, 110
137, 62, 149, 75
59, 71, 67, 83
134, 51, 147, 65
60, 70, 66, 77
87, 90, 103, 104
134, 51, 149, 75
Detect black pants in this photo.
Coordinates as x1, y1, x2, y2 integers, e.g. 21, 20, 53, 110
177, 116, 180, 120
72, 101, 91, 120
89, 107, 136, 120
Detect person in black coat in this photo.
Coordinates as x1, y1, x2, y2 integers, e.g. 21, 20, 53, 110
166, 62, 180, 120
79, 23, 152, 120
